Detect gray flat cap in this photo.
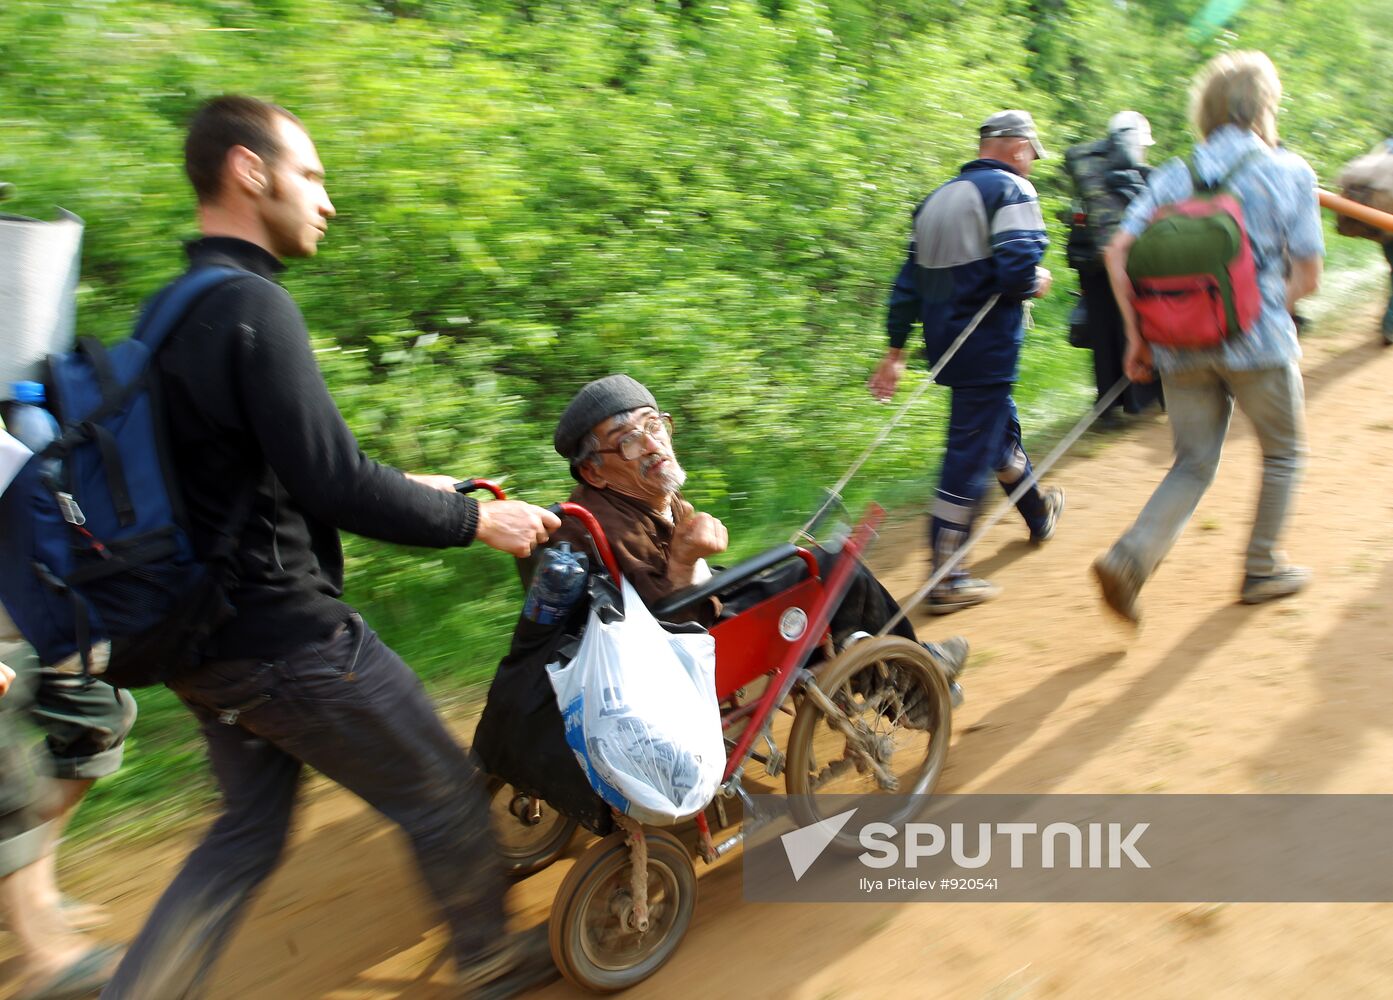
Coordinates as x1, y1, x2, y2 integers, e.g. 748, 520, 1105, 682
554, 374, 657, 459
980, 109, 1048, 159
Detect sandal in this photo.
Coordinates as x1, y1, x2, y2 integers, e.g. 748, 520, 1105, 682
18, 944, 123, 1000
59, 896, 111, 932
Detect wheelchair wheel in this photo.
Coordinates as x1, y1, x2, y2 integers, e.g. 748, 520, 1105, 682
784, 636, 951, 845
549, 829, 696, 993
487, 778, 580, 878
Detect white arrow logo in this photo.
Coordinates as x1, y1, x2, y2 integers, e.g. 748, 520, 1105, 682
780, 808, 858, 881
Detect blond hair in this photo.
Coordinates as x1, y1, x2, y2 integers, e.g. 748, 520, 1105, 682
1189, 50, 1283, 147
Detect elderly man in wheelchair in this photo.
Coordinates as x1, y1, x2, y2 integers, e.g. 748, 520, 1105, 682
473, 375, 968, 842
549, 374, 966, 676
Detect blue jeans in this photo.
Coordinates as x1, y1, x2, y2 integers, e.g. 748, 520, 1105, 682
1112, 360, 1306, 581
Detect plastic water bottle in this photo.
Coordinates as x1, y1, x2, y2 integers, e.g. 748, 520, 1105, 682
6, 381, 61, 483
523, 542, 589, 625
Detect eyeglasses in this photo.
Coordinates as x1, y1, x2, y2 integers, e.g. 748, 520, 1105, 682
593, 412, 674, 462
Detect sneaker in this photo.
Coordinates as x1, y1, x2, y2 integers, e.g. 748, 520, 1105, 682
923, 635, 970, 679
925, 577, 1000, 615
459, 925, 560, 999
1092, 548, 1144, 625
1030, 486, 1066, 544
1240, 565, 1311, 605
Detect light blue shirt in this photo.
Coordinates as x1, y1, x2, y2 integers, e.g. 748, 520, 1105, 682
1121, 124, 1325, 373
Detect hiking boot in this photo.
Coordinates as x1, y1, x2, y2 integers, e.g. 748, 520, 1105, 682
925, 577, 1001, 615
1092, 548, 1144, 625
923, 636, 970, 679
1240, 565, 1311, 605
458, 925, 559, 999
1030, 486, 1066, 544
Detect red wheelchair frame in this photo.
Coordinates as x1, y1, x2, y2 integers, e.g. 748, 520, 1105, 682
461, 479, 951, 993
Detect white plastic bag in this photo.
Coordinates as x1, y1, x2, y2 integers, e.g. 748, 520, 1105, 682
547, 579, 723, 826
0, 428, 31, 498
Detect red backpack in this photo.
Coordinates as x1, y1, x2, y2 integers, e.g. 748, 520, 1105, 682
1126, 152, 1263, 350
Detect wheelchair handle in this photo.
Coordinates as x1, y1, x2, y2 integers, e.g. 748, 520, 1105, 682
550, 502, 621, 584
453, 478, 507, 500
450, 482, 620, 579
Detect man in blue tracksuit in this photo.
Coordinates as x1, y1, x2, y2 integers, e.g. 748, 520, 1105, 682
870, 110, 1065, 614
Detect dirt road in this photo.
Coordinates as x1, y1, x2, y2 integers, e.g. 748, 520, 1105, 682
8, 299, 1393, 999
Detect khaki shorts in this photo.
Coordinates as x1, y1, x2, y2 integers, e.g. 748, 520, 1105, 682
0, 650, 49, 876
2, 640, 138, 780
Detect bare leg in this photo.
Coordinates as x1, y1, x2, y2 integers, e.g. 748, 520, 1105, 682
35, 778, 106, 929
1, 854, 115, 991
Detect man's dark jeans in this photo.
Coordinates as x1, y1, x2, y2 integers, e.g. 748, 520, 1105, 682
102, 615, 506, 999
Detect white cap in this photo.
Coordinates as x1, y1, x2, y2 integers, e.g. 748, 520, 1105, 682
1108, 110, 1155, 146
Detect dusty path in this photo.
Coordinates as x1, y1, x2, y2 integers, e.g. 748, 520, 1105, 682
6, 299, 1393, 1000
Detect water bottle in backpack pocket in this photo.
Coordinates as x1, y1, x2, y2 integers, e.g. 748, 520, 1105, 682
4, 382, 62, 482
1126, 152, 1264, 350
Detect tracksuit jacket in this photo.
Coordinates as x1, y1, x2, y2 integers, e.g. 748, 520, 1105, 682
887, 158, 1049, 387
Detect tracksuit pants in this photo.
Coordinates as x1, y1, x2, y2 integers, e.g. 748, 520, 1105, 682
929, 383, 1047, 582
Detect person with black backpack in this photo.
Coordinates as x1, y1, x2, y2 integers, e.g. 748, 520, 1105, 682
1091, 52, 1324, 624
98, 96, 562, 999
1063, 110, 1165, 420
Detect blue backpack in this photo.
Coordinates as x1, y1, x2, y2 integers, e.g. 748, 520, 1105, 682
0, 266, 255, 687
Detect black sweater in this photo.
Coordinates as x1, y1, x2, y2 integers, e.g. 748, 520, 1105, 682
156, 237, 479, 659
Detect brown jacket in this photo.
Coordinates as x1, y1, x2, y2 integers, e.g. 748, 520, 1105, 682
553, 483, 721, 626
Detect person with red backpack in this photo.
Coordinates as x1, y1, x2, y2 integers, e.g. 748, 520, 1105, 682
1092, 51, 1324, 624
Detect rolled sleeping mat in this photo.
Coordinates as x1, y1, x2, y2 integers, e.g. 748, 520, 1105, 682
0, 208, 83, 389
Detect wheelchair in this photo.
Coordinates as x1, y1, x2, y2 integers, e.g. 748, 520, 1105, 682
463, 481, 954, 993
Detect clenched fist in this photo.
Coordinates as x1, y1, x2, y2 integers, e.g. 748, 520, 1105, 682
671, 512, 728, 569
0, 661, 14, 699
1123, 336, 1156, 384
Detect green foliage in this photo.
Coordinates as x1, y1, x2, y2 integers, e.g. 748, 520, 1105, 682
3, 0, 1390, 836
